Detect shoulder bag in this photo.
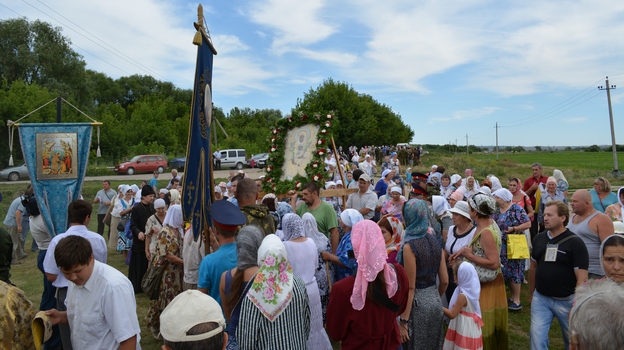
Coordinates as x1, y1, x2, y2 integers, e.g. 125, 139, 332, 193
141, 264, 166, 300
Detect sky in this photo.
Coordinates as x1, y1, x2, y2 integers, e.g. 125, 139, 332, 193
2, 0, 624, 147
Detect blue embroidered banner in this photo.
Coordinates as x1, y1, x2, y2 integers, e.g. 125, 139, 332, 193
182, 35, 216, 240
19, 123, 92, 236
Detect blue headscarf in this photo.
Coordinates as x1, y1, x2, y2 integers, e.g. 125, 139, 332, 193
398, 199, 430, 263
276, 202, 293, 230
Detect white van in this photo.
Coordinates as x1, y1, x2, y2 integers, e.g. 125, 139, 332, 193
396, 143, 410, 148
220, 149, 247, 169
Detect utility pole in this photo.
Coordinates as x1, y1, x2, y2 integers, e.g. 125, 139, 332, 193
599, 77, 619, 174
455, 138, 458, 155
466, 134, 469, 156
495, 122, 499, 160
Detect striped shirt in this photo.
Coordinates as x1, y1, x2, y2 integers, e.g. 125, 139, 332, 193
236, 276, 311, 349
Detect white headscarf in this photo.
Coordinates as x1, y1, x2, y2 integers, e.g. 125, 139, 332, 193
163, 204, 184, 235
432, 195, 450, 217
169, 189, 181, 205
281, 213, 305, 241
302, 213, 329, 252
449, 261, 482, 318
553, 169, 567, 184
493, 188, 513, 203
340, 209, 364, 229
450, 174, 462, 186
489, 176, 502, 192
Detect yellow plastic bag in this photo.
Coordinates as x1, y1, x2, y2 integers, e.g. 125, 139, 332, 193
508, 234, 530, 259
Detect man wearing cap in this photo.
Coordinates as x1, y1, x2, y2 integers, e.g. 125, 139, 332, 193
160, 290, 227, 350
289, 182, 340, 253
346, 174, 378, 220
411, 172, 430, 200
236, 178, 277, 236
197, 200, 246, 304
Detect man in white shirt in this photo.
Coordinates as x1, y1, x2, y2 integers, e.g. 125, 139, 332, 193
213, 148, 222, 170
346, 174, 378, 220
43, 199, 108, 350
358, 154, 376, 183
45, 235, 140, 350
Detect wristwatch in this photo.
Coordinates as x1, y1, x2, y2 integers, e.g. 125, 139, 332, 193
399, 318, 409, 324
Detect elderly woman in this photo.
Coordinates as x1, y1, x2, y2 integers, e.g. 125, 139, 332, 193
321, 209, 364, 282
591, 177, 618, 213
538, 177, 568, 226
145, 198, 167, 261
444, 201, 477, 302
399, 199, 449, 350
236, 235, 311, 349
378, 216, 405, 264
600, 234, 624, 284
448, 188, 464, 208
326, 220, 409, 349
282, 214, 332, 349
492, 189, 530, 311
553, 169, 569, 197
219, 226, 264, 349
462, 176, 479, 199
375, 169, 395, 198
451, 194, 509, 350
145, 204, 184, 338
381, 186, 407, 221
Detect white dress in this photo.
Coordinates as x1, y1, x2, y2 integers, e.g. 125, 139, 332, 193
284, 239, 332, 350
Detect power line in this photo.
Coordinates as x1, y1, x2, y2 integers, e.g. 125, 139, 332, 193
33, 0, 166, 80
19, 0, 166, 80
499, 77, 604, 127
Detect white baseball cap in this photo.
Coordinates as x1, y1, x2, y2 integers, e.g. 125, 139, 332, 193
160, 290, 226, 342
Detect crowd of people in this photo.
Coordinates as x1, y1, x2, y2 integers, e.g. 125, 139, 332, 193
2, 153, 624, 349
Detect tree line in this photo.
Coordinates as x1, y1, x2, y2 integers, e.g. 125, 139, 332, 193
0, 18, 414, 169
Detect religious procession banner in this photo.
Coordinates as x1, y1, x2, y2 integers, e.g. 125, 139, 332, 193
19, 123, 92, 236
182, 10, 217, 240
263, 113, 336, 194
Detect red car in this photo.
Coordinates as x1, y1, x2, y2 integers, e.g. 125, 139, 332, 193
114, 155, 167, 175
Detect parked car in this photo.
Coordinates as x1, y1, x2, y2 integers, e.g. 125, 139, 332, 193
169, 157, 186, 171
220, 149, 247, 170
0, 163, 30, 181
114, 155, 167, 175
247, 153, 268, 168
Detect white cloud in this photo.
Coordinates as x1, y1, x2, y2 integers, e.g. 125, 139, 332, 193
246, 0, 337, 53
429, 107, 500, 122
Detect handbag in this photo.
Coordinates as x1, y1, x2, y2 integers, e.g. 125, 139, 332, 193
141, 264, 166, 300
469, 230, 498, 283
117, 218, 128, 233
507, 234, 530, 259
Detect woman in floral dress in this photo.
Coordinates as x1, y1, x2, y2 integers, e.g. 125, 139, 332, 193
145, 204, 184, 338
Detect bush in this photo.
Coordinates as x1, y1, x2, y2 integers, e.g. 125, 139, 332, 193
86, 165, 115, 177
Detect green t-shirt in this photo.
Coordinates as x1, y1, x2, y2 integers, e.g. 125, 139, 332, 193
296, 201, 338, 238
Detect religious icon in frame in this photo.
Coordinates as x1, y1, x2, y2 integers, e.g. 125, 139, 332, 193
35, 133, 78, 180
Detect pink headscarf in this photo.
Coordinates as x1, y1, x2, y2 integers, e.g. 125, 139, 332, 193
350, 220, 399, 310
450, 188, 465, 202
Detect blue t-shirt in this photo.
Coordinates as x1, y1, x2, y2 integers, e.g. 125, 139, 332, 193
197, 242, 237, 305
149, 177, 158, 190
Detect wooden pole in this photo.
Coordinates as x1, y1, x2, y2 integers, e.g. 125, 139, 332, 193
330, 136, 348, 209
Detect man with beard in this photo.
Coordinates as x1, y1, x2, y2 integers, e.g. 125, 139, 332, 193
289, 182, 339, 253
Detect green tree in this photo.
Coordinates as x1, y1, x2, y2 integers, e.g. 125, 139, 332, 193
535, 146, 542, 151
0, 18, 87, 102
292, 78, 414, 148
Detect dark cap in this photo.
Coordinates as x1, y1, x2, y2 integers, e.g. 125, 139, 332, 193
211, 200, 246, 231
141, 185, 155, 197
412, 183, 429, 197
411, 172, 428, 182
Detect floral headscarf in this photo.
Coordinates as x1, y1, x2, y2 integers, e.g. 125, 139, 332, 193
468, 193, 496, 216
302, 212, 329, 252
398, 199, 430, 263
247, 235, 294, 322
281, 213, 304, 241
385, 217, 405, 255
350, 220, 398, 310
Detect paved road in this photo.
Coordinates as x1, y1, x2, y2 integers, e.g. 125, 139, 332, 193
0, 168, 267, 185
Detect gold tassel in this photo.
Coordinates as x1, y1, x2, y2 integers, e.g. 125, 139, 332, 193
192, 31, 202, 46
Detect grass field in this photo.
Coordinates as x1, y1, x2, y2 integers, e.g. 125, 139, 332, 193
2, 151, 612, 349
